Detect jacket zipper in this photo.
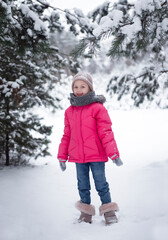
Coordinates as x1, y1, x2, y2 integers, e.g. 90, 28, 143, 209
79, 107, 85, 161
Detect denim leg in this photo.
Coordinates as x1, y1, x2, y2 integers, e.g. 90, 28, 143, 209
90, 162, 111, 204
76, 163, 91, 204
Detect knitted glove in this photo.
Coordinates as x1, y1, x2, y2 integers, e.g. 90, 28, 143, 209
59, 160, 66, 171
113, 157, 123, 166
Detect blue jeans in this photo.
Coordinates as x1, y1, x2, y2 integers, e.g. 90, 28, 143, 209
76, 162, 111, 205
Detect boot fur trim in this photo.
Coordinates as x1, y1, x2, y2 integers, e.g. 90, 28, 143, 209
99, 202, 119, 216
75, 201, 95, 216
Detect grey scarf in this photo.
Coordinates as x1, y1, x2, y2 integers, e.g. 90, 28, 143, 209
69, 91, 106, 106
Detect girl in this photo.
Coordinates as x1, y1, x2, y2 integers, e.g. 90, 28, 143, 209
57, 72, 123, 225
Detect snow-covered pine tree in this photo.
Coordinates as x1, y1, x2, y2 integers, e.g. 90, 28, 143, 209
0, 0, 79, 166
70, 0, 168, 108
105, 0, 168, 107
70, 2, 111, 57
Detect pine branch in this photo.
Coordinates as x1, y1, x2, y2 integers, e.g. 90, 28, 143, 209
107, 34, 125, 58
70, 36, 99, 58
49, 46, 70, 57
36, 0, 80, 21
99, 29, 113, 40
36, 0, 94, 36
70, 39, 88, 58
98, 21, 134, 41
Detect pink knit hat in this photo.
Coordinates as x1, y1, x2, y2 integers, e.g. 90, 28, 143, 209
72, 72, 93, 91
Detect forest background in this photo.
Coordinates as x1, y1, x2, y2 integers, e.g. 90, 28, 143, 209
0, 0, 168, 166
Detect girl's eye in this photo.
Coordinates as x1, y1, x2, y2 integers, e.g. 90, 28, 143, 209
74, 86, 85, 89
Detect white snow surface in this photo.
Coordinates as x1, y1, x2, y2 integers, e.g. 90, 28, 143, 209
0, 109, 168, 240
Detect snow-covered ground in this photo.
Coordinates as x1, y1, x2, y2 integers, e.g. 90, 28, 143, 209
0, 109, 168, 240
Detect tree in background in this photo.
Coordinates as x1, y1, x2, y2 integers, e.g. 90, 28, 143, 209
0, 0, 80, 166
70, 0, 168, 108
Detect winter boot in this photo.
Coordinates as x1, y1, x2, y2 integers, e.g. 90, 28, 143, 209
99, 202, 119, 225
78, 212, 92, 223
75, 201, 95, 224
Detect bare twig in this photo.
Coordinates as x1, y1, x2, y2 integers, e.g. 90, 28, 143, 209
161, 70, 168, 73
161, 1, 167, 7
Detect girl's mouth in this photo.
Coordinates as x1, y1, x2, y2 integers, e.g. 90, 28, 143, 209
76, 93, 83, 96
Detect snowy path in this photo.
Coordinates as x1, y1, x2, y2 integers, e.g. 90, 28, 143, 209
0, 109, 168, 240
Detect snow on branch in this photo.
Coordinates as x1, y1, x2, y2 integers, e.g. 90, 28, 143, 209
19, 4, 46, 31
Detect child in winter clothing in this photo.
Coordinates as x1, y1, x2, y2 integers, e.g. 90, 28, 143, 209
57, 72, 123, 225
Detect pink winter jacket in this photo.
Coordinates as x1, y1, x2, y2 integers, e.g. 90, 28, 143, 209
57, 102, 119, 163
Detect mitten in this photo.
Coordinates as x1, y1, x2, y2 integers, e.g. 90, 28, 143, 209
59, 159, 66, 171
113, 157, 123, 166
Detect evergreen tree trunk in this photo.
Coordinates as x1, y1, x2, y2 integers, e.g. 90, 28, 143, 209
5, 133, 9, 166
5, 99, 10, 166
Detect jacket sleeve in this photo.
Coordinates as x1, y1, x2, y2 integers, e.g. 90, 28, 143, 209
57, 110, 70, 160
95, 104, 119, 160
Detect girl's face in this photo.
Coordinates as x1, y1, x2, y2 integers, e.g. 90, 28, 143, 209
73, 80, 91, 97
